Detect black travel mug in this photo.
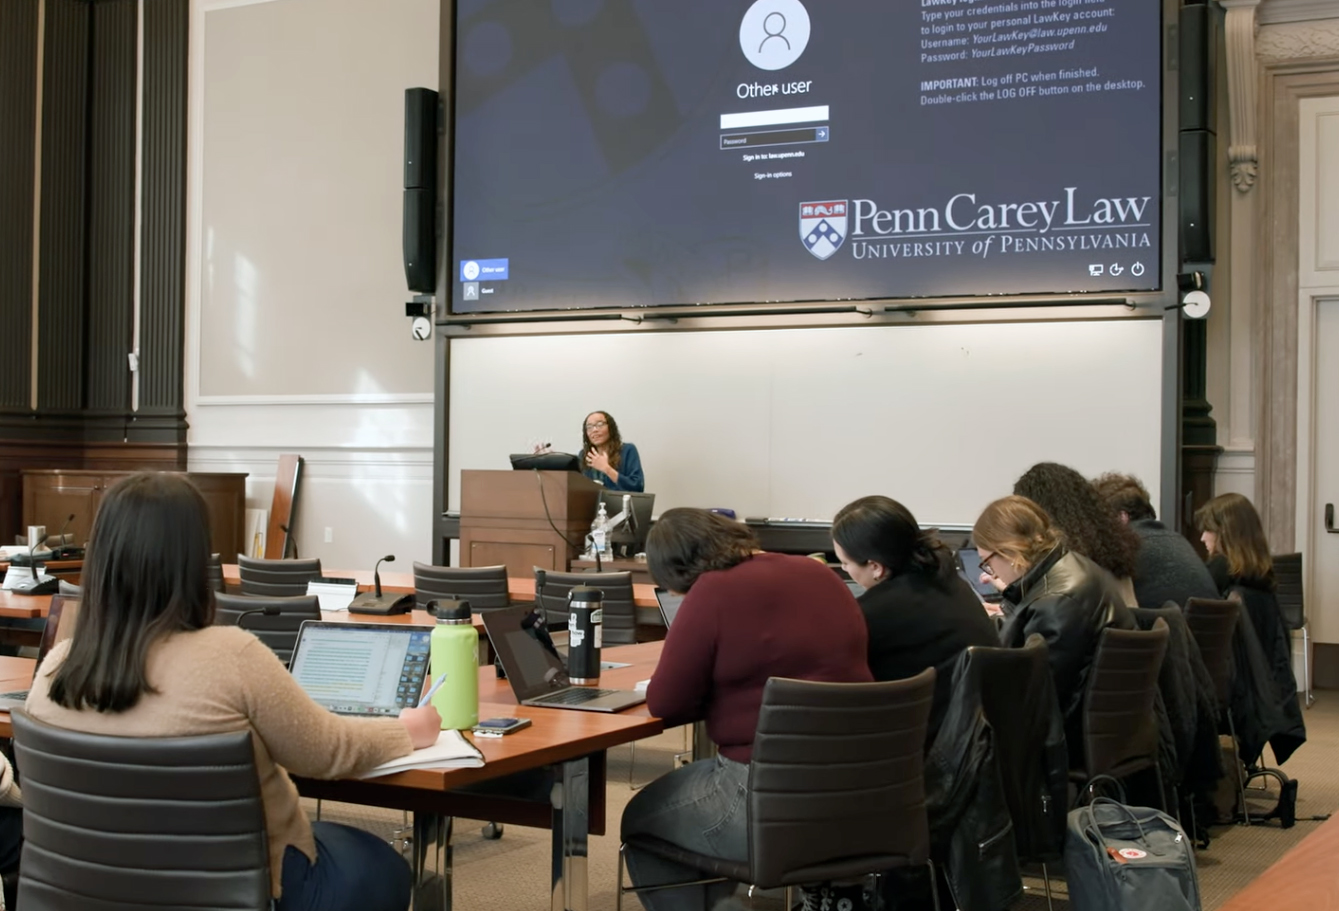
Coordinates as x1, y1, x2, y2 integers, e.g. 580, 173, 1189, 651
566, 586, 603, 685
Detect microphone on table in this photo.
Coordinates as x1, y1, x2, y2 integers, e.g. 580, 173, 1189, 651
237, 604, 281, 630
11, 533, 59, 596
348, 554, 414, 615
51, 514, 79, 559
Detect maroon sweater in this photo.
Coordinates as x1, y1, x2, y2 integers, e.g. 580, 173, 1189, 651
647, 552, 873, 763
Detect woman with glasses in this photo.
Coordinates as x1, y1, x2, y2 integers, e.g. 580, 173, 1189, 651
973, 495, 1133, 760
579, 410, 644, 492
832, 495, 997, 746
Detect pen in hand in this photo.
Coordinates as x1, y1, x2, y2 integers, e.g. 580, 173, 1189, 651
417, 673, 447, 708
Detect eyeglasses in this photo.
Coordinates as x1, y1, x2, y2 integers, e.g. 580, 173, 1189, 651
584, 420, 608, 431
978, 551, 999, 577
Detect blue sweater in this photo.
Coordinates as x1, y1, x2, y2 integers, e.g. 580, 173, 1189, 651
584, 442, 644, 492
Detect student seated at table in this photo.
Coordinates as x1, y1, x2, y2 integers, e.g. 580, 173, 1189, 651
972, 495, 1133, 763
621, 508, 872, 911
25, 473, 442, 911
1195, 492, 1306, 763
832, 495, 997, 746
1014, 462, 1143, 608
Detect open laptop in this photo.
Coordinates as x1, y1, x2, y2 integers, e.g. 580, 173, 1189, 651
289, 621, 433, 716
0, 595, 81, 710
957, 549, 1004, 604
654, 588, 685, 628
482, 607, 645, 713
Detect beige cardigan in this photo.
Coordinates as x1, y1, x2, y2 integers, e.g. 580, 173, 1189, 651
26, 625, 413, 897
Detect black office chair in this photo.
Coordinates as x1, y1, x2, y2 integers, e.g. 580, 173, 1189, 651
534, 568, 637, 645
214, 592, 321, 667
11, 710, 270, 911
1071, 619, 1170, 810
207, 553, 226, 593
1183, 595, 1280, 826
236, 555, 322, 598
618, 670, 939, 911
965, 634, 1068, 909
413, 562, 509, 612
1272, 553, 1311, 707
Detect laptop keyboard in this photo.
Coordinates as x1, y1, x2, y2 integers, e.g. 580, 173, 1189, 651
531, 687, 622, 706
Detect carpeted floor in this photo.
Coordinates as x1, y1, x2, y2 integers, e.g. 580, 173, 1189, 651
312, 695, 1338, 910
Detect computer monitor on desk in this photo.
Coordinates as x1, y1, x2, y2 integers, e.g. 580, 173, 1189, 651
509, 452, 581, 471
599, 491, 655, 558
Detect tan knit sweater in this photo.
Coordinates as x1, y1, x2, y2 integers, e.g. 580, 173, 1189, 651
25, 625, 414, 897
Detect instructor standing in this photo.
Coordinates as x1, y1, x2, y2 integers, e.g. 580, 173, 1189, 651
580, 411, 644, 492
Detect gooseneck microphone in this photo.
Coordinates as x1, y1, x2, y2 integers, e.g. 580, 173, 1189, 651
372, 554, 395, 598
53, 514, 75, 557
348, 553, 412, 615
237, 604, 281, 630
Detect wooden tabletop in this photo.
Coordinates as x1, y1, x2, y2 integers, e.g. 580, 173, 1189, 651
0, 590, 52, 619
0, 644, 666, 793
221, 565, 660, 608
1216, 812, 1339, 910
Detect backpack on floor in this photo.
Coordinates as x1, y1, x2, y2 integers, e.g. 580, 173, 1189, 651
1063, 800, 1201, 911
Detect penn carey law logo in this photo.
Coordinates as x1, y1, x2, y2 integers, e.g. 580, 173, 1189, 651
799, 200, 847, 260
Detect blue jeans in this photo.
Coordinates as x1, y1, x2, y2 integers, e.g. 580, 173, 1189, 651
277, 821, 412, 911
620, 755, 750, 911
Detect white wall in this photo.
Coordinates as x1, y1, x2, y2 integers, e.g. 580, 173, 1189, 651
186, 0, 438, 567
449, 320, 1165, 528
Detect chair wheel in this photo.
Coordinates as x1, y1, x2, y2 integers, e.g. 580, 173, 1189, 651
481, 822, 504, 840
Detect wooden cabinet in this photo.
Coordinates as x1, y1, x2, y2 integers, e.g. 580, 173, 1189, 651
22, 471, 248, 562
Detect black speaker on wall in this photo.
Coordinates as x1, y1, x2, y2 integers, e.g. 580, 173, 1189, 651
1178, 3, 1216, 263
403, 87, 439, 293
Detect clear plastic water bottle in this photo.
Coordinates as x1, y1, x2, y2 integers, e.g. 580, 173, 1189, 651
590, 500, 609, 556
429, 600, 479, 730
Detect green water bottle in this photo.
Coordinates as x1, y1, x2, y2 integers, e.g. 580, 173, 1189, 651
429, 600, 479, 730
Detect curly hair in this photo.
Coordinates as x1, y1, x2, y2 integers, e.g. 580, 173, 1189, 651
1014, 462, 1140, 580
580, 411, 624, 471
1092, 472, 1157, 522
646, 508, 758, 593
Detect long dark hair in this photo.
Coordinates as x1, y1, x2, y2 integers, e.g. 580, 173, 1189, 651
580, 411, 624, 471
1014, 462, 1140, 579
48, 473, 216, 712
646, 508, 757, 593
832, 495, 952, 583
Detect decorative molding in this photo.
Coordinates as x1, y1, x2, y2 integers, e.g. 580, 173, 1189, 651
193, 392, 435, 407
188, 443, 433, 482
1222, 0, 1262, 192
1258, 0, 1339, 25
1257, 18, 1339, 61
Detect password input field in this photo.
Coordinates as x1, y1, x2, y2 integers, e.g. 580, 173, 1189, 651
719, 105, 830, 130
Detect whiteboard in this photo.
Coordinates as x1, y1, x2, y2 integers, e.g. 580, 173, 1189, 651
448, 320, 1163, 528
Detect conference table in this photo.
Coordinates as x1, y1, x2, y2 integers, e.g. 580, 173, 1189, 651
0, 642, 666, 911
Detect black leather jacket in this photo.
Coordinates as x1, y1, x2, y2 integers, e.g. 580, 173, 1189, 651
998, 548, 1134, 755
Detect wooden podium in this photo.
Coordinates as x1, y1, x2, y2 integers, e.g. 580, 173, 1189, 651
459, 470, 601, 579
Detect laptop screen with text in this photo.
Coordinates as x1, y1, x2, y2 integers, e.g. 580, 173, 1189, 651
289, 623, 431, 716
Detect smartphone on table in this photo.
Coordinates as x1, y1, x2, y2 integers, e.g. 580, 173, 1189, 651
472, 717, 532, 738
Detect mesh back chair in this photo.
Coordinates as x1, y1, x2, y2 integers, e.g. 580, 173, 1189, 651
236, 555, 322, 598
1272, 553, 1312, 707
534, 568, 637, 645
413, 562, 509, 612
1184, 596, 1252, 822
207, 553, 225, 593
214, 592, 321, 667
1071, 619, 1170, 810
11, 710, 269, 911
618, 670, 939, 910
